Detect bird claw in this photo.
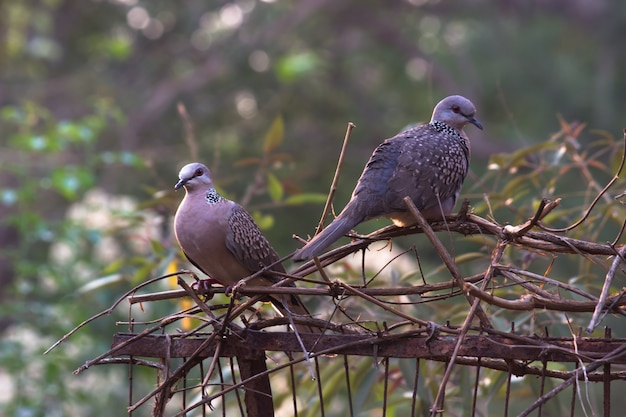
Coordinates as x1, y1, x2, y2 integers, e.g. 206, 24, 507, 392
224, 284, 233, 297
425, 321, 441, 344
191, 278, 219, 298
226, 280, 246, 299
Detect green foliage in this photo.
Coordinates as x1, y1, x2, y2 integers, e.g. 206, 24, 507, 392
0, 102, 159, 417
276, 51, 322, 83
228, 114, 327, 228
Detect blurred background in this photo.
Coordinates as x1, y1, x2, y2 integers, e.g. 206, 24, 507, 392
2, 0, 626, 415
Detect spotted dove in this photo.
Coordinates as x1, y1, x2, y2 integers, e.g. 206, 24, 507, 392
293, 95, 482, 261
174, 162, 318, 333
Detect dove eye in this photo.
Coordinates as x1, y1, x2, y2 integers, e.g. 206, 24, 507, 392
451, 105, 460, 113
194, 168, 203, 177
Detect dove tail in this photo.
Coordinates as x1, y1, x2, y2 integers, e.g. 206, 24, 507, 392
292, 215, 358, 261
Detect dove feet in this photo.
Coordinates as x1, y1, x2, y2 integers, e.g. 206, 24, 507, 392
191, 278, 219, 297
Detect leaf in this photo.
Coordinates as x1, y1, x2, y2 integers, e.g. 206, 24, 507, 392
50, 166, 94, 200
0, 105, 25, 122
76, 274, 124, 294
262, 115, 284, 154
275, 51, 320, 83
101, 259, 127, 275
56, 120, 95, 143
266, 172, 283, 202
454, 252, 489, 264
500, 174, 533, 200
131, 262, 156, 284
150, 238, 166, 254
251, 211, 274, 230
491, 141, 557, 170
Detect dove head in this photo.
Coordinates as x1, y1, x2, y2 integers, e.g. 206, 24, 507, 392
175, 162, 214, 191
431, 95, 483, 131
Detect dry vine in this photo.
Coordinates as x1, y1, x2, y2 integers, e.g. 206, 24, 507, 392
47, 129, 626, 417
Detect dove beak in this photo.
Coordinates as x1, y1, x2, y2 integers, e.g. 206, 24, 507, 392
468, 116, 483, 130
174, 179, 187, 190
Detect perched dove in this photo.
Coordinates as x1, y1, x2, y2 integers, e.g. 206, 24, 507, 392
293, 95, 482, 261
174, 162, 318, 333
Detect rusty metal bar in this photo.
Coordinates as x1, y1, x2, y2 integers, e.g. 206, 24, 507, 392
504, 362, 511, 417
288, 363, 298, 417
538, 359, 547, 417
230, 357, 244, 416
343, 355, 354, 417
471, 358, 481, 417
315, 357, 325, 417
603, 327, 612, 417
410, 359, 420, 417
112, 332, 626, 364
569, 363, 578, 417
382, 358, 389, 417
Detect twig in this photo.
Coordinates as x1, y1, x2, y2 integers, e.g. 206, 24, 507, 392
313, 256, 332, 283
502, 198, 559, 236
74, 315, 183, 374
587, 245, 626, 332
430, 241, 507, 416
171, 329, 431, 417
464, 281, 626, 312
45, 270, 193, 355
126, 274, 488, 301
289, 212, 623, 279
340, 282, 441, 329
314, 122, 355, 234
402, 197, 494, 329
516, 340, 626, 417
177, 278, 221, 328
200, 297, 235, 392
128, 331, 222, 412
